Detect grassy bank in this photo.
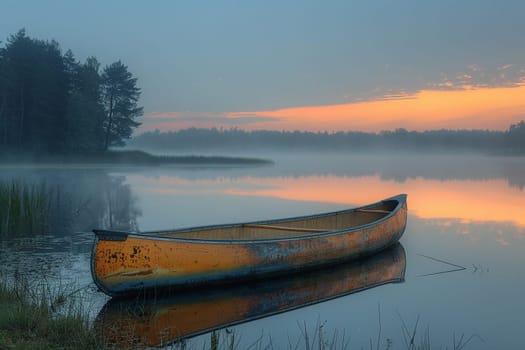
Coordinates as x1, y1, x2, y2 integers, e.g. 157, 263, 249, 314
0, 150, 273, 166
0, 277, 104, 350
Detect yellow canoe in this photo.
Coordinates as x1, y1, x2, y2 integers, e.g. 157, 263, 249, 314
95, 243, 406, 348
91, 194, 407, 296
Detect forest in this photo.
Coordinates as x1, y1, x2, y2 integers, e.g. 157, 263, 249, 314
0, 30, 142, 155
129, 122, 525, 154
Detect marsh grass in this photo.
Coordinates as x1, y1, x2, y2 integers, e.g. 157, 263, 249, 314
397, 312, 484, 350
0, 181, 55, 238
0, 274, 105, 350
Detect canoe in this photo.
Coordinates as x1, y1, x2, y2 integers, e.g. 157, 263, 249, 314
95, 243, 406, 348
91, 194, 407, 296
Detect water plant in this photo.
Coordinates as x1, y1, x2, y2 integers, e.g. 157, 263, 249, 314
0, 181, 52, 237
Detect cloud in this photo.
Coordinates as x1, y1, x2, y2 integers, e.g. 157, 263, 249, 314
137, 112, 280, 133
428, 64, 525, 90
224, 114, 280, 124
143, 112, 279, 124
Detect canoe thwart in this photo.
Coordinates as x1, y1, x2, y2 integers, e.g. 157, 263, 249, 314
242, 223, 328, 233
355, 209, 391, 214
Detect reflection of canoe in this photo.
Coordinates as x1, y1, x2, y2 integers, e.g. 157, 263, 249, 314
91, 194, 407, 296
96, 243, 406, 348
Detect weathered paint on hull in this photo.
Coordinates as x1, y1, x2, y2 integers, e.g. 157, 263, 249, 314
91, 194, 407, 296
96, 243, 406, 348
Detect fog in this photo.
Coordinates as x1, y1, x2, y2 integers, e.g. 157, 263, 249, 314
111, 150, 525, 190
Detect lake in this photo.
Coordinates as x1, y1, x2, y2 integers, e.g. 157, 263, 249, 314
1, 153, 524, 349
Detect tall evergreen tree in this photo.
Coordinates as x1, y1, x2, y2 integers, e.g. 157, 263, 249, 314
0, 29, 69, 153
101, 61, 142, 150
0, 41, 7, 147
65, 54, 106, 152
1, 29, 33, 148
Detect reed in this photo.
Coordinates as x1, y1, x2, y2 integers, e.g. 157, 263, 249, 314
396, 312, 484, 350
0, 274, 105, 350
0, 181, 52, 237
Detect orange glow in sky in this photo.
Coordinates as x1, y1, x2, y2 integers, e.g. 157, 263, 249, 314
140, 84, 525, 133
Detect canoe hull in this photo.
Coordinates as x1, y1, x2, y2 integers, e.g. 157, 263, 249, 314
91, 194, 407, 296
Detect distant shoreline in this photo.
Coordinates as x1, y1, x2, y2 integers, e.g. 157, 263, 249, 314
0, 150, 274, 166
127, 126, 525, 156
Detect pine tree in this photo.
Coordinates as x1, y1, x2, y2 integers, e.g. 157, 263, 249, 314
101, 61, 143, 150
66, 55, 106, 152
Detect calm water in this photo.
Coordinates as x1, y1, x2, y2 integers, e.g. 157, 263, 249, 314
1, 153, 524, 349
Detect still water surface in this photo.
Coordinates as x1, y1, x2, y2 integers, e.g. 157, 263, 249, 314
1, 153, 524, 349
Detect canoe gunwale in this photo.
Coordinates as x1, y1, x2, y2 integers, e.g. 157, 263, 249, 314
93, 194, 407, 245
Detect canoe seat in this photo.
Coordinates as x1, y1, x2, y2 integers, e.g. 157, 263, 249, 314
242, 224, 328, 233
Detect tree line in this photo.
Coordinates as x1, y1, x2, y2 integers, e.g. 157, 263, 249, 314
0, 29, 142, 154
129, 122, 525, 154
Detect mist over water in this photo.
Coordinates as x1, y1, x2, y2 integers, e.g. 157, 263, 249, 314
1, 152, 524, 349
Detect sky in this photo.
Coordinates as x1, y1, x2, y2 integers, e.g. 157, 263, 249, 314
2, 0, 525, 133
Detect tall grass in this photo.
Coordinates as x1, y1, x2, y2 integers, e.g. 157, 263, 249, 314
0, 181, 54, 237
0, 274, 105, 350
